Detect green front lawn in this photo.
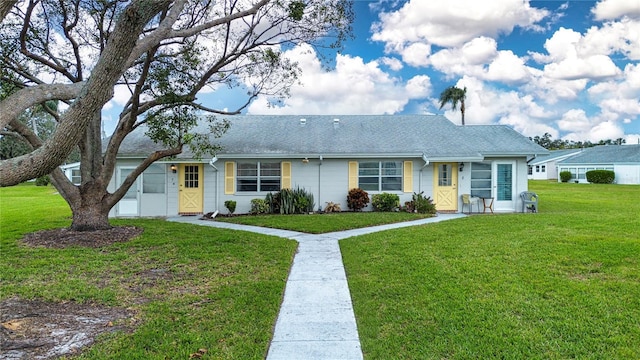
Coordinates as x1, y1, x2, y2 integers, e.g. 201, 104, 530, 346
215, 212, 431, 234
342, 181, 640, 359
0, 183, 296, 359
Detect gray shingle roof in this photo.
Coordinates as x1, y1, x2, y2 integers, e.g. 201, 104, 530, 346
528, 149, 583, 165
117, 115, 548, 160
558, 145, 640, 165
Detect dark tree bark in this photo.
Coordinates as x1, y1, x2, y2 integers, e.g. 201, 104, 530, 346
1, 0, 353, 233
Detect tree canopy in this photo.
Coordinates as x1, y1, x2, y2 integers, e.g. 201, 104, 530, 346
1, 0, 353, 186
438, 86, 467, 126
0, 0, 353, 230
530, 133, 626, 150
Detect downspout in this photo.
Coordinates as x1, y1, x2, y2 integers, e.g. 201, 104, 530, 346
419, 153, 429, 193
209, 156, 219, 212
318, 155, 323, 212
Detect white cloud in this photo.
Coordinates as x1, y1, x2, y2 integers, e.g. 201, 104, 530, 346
371, 0, 549, 51
429, 37, 498, 77
405, 75, 432, 98
592, 0, 640, 20
400, 43, 431, 67
247, 44, 431, 115
461, 37, 499, 64
435, 76, 556, 137
581, 18, 640, 60
625, 134, 640, 144
380, 57, 404, 71
557, 109, 592, 133
485, 50, 532, 84
558, 109, 626, 142
544, 54, 620, 80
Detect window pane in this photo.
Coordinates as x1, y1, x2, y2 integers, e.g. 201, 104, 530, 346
260, 178, 280, 192
120, 169, 137, 200
71, 169, 81, 185
438, 164, 451, 186
237, 179, 257, 192
382, 161, 402, 176
359, 162, 379, 176
184, 165, 199, 188
381, 177, 402, 191
497, 164, 512, 201
359, 177, 379, 191
471, 162, 492, 198
143, 164, 165, 194
237, 163, 257, 176
260, 162, 281, 177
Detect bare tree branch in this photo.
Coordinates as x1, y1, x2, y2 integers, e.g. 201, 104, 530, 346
1, 0, 172, 186
0, 83, 84, 129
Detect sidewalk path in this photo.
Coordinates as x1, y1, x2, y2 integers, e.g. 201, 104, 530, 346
168, 213, 465, 359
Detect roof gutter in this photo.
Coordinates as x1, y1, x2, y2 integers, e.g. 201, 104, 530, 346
208, 156, 219, 171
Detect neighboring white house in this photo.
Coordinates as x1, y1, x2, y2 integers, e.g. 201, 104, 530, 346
527, 149, 582, 180
60, 162, 81, 185
556, 145, 640, 184
109, 115, 548, 217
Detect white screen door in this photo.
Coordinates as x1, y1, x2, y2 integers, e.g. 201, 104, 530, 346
494, 162, 515, 211
118, 167, 139, 216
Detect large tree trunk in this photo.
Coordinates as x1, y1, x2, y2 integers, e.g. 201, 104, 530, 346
69, 185, 112, 231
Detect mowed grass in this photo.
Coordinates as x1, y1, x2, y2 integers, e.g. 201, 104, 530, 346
341, 181, 640, 359
215, 212, 432, 234
0, 183, 297, 359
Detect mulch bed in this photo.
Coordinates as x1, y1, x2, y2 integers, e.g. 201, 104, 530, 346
1, 226, 145, 359
21, 226, 143, 248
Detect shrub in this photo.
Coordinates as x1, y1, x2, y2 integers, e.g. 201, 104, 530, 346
324, 202, 341, 213
371, 192, 400, 212
403, 201, 415, 213
35, 175, 50, 186
586, 170, 615, 184
560, 171, 572, 183
224, 200, 236, 214
265, 192, 279, 214
292, 187, 315, 213
266, 187, 315, 214
412, 192, 436, 214
347, 188, 369, 211
250, 199, 269, 214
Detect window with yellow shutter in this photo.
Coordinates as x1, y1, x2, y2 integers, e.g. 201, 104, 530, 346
358, 161, 403, 191
236, 161, 281, 192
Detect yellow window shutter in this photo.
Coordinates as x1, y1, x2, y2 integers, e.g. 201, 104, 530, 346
403, 161, 413, 193
224, 162, 235, 195
348, 161, 358, 190
281, 162, 292, 189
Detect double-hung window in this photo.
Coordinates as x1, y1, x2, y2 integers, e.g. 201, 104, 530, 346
142, 164, 166, 194
358, 161, 402, 191
237, 162, 281, 192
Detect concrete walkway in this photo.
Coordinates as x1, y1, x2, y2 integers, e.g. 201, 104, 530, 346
168, 213, 466, 359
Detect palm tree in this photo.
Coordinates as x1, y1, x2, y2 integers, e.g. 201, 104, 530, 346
439, 86, 467, 126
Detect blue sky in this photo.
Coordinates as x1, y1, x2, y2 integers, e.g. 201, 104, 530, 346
104, 0, 640, 143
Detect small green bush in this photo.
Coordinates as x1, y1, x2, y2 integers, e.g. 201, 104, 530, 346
250, 199, 269, 214
224, 200, 237, 214
35, 175, 50, 186
265, 192, 279, 214
266, 187, 315, 214
586, 170, 615, 184
412, 192, 436, 214
371, 192, 400, 212
560, 171, 572, 183
292, 187, 315, 213
347, 188, 369, 211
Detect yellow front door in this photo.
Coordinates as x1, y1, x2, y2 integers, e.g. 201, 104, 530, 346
179, 164, 204, 214
433, 163, 458, 211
